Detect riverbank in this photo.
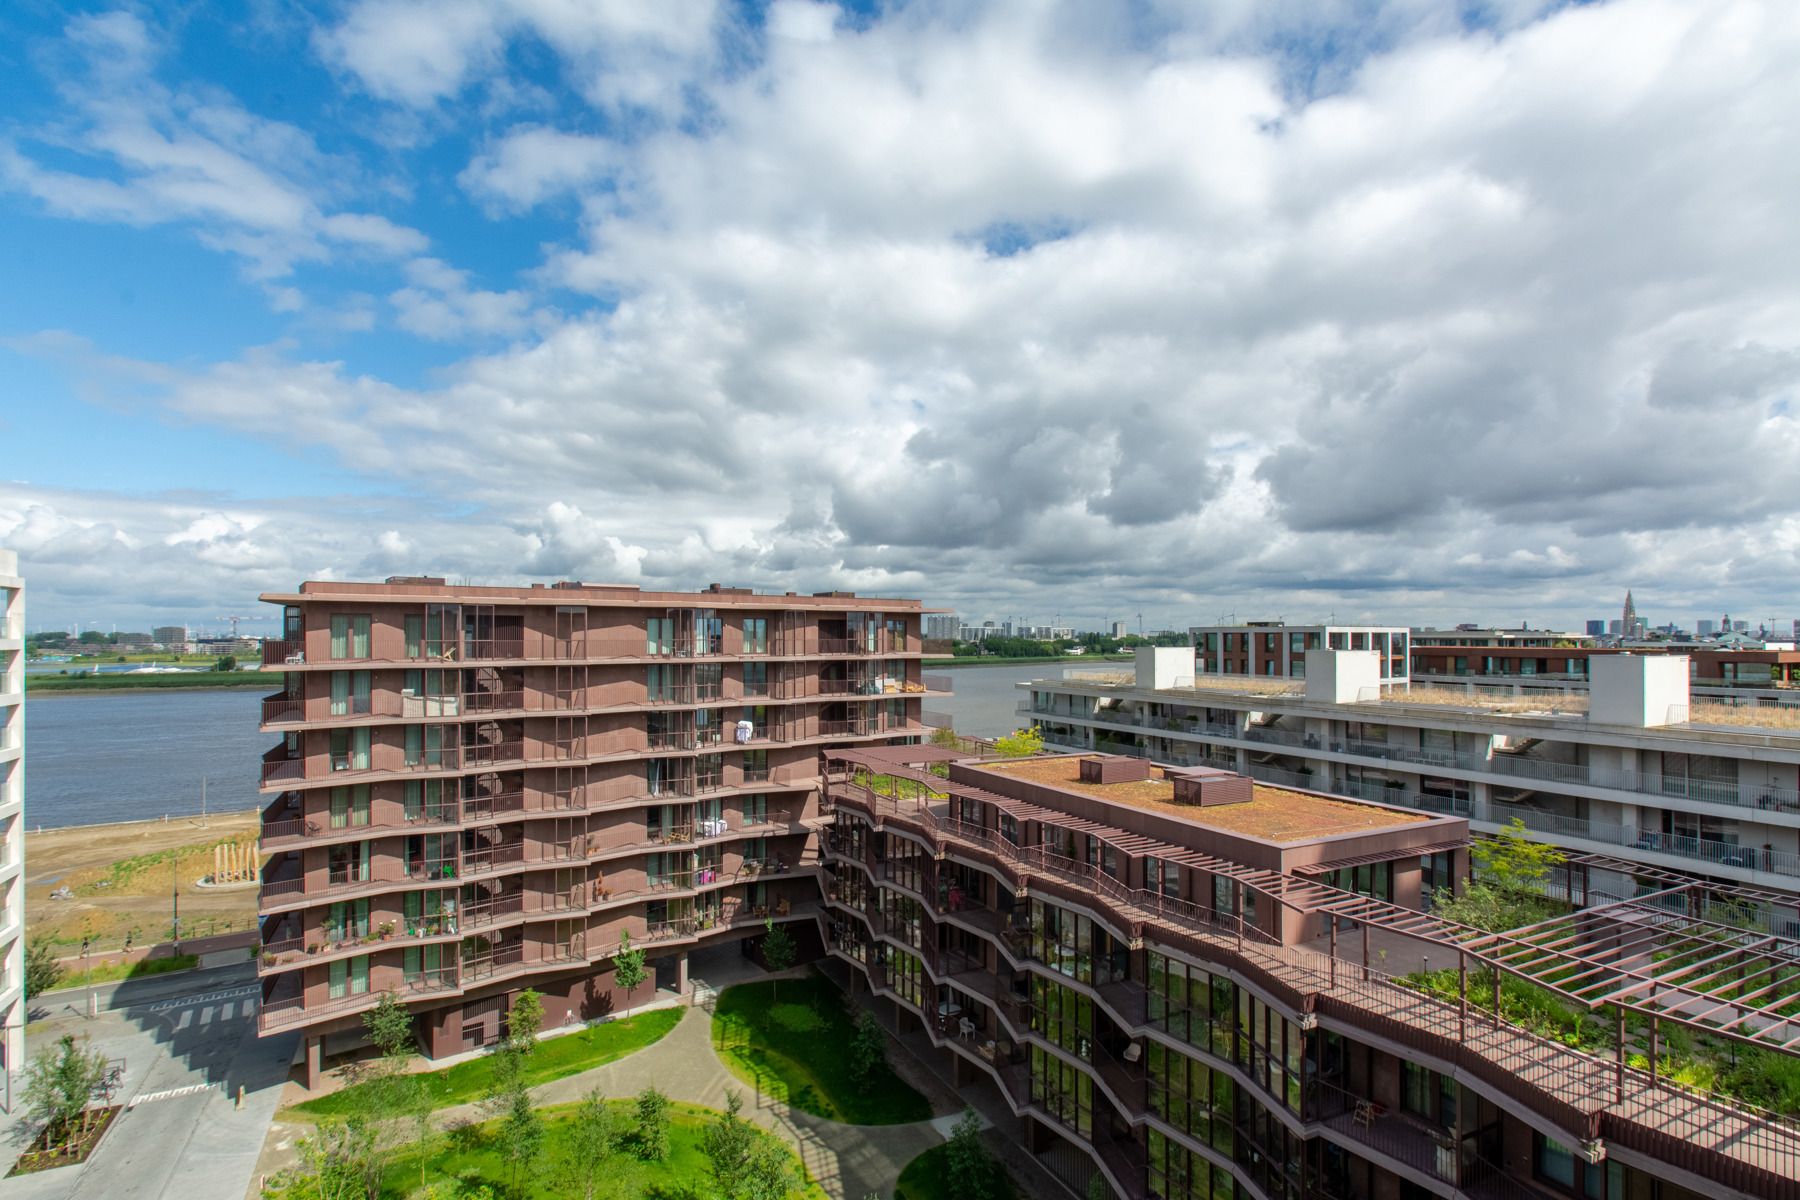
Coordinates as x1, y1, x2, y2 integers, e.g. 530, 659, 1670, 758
923, 654, 1131, 667
27, 670, 277, 692
25, 809, 262, 949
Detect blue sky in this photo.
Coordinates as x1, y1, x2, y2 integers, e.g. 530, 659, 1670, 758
3, 0, 1798, 634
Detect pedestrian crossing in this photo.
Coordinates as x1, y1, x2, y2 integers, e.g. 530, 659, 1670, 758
144, 985, 258, 1014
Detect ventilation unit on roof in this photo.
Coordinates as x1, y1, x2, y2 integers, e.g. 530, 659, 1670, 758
1079, 756, 1152, 785
385, 576, 446, 586
1170, 768, 1253, 807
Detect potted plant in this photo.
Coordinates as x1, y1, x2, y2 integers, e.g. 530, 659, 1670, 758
378, 921, 396, 941
306, 942, 321, 955
261, 953, 277, 967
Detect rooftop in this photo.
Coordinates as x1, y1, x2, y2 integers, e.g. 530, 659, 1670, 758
971, 756, 1429, 843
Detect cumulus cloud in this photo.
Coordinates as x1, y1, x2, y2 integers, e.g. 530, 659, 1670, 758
10, 0, 1800, 632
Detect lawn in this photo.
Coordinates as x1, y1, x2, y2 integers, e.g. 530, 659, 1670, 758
57, 954, 199, 990
363, 1099, 826, 1199
291, 1007, 682, 1118
895, 1143, 1018, 1200
711, 971, 932, 1125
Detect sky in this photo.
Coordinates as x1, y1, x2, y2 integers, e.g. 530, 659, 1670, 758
3, 0, 1799, 636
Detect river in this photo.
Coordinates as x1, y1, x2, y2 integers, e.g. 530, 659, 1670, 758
17, 661, 1094, 829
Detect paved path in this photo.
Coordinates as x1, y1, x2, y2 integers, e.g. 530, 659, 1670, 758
258, 980, 951, 1199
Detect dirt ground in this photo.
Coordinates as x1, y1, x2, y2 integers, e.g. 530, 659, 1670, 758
25, 809, 262, 952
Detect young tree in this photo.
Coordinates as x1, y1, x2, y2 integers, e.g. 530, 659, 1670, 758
634, 1085, 671, 1161
1433, 819, 1568, 934
25, 936, 64, 998
943, 1108, 998, 1200
848, 1008, 885, 1085
267, 1119, 377, 1200
213, 654, 238, 672
613, 932, 648, 1016
994, 727, 1044, 758
741, 1137, 799, 1200
560, 1088, 619, 1200
485, 988, 545, 1118
929, 725, 961, 748
362, 990, 414, 1061
22, 1035, 108, 1151
702, 1089, 757, 1198
358, 990, 427, 1191
761, 918, 797, 1002
498, 1087, 545, 1195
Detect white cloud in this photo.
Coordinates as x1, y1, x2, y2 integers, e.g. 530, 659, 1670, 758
12, 0, 1800, 631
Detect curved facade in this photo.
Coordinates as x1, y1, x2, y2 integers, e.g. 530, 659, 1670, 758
821, 748, 1800, 1200
256, 577, 936, 1084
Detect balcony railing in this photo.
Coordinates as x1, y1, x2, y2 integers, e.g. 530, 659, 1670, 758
262, 638, 304, 667
463, 943, 525, 982
262, 694, 304, 724
461, 842, 525, 876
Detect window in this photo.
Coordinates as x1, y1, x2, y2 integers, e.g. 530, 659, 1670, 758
329, 955, 371, 999
1029, 1046, 1094, 1137
646, 617, 673, 656
1402, 1061, 1456, 1131
741, 662, 768, 695
742, 749, 769, 782
1030, 977, 1094, 1059
696, 663, 723, 700
330, 727, 370, 771
329, 670, 370, 716
328, 785, 370, 828
329, 614, 371, 660
740, 794, 769, 825
1535, 1134, 1603, 1196
404, 943, 446, 984
324, 900, 369, 942
404, 614, 423, 659
742, 618, 768, 655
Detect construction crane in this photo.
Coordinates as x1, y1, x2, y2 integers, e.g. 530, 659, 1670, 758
216, 614, 254, 638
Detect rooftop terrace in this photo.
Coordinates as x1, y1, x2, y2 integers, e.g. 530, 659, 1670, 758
972, 756, 1428, 843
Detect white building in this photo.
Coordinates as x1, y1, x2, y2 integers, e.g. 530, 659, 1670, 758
924, 615, 959, 642
1022, 645, 1800, 903
0, 550, 23, 1089
1189, 621, 1411, 683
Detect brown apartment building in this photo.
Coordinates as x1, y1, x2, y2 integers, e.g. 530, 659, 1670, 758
255, 577, 939, 1084
823, 748, 1800, 1200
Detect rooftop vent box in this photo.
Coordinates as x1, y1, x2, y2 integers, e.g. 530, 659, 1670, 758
551, 580, 586, 590
1079, 756, 1152, 785
1170, 768, 1253, 807
385, 576, 446, 586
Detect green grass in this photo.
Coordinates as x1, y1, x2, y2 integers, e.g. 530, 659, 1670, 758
290, 1007, 682, 1119
710, 971, 931, 1125
27, 670, 278, 691
360, 1099, 826, 1200
895, 1143, 1019, 1200
53, 954, 199, 990
921, 655, 1132, 668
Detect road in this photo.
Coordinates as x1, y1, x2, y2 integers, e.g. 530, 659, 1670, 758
2, 965, 297, 1200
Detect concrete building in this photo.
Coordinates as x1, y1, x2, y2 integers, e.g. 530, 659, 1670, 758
823, 744, 1800, 1200
1697, 620, 1718, 636
1021, 646, 1800, 898
925, 614, 959, 642
1584, 619, 1606, 637
1111, 621, 1128, 639
256, 577, 941, 1082
1409, 641, 1800, 688
153, 624, 189, 647
1190, 622, 1410, 683
0, 551, 22, 1092
1411, 627, 1593, 649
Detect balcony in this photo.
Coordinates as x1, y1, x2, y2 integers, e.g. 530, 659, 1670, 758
261, 745, 305, 785
461, 841, 526, 877
263, 693, 304, 725
262, 638, 304, 667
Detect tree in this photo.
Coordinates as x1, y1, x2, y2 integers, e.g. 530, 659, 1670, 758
25, 936, 64, 998
1432, 819, 1568, 934
848, 1008, 885, 1085
943, 1108, 999, 1200
741, 1137, 799, 1200
929, 724, 961, 748
358, 991, 427, 1192
77, 631, 107, 646
267, 1119, 377, 1200
485, 989, 544, 1119
612, 932, 648, 1016
994, 726, 1044, 758
362, 990, 414, 1060
702, 1089, 757, 1198
560, 1088, 618, 1200
498, 1087, 545, 1195
633, 1085, 670, 1161
23, 1035, 108, 1151
761, 918, 797, 1002
213, 654, 238, 672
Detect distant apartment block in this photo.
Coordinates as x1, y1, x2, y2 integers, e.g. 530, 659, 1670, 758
1190, 622, 1410, 683
1023, 646, 1800, 899
256, 577, 941, 1082
1410, 642, 1800, 688
0, 550, 23, 1087
822, 744, 1800, 1200
925, 614, 960, 642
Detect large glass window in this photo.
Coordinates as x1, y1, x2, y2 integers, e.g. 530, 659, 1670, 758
329, 785, 370, 828
330, 727, 371, 771
742, 618, 768, 655
1030, 977, 1094, 1059
1402, 1061, 1457, 1132
646, 617, 673, 656
328, 954, 370, 999
329, 614, 371, 660
1237, 991, 1303, 1114
1148, 1041, 1235, 1151
1029, 1047, 1093, 1137
741, 662, 768, 695
1147, 1128, 1234, 1200
1147, 952, 1234, 1059
329, 670, 371, 716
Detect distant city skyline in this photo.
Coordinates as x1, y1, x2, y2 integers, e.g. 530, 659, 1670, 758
4, 2, 1800, 632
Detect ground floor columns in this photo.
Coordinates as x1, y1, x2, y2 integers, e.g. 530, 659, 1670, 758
304, 1034, 323, 1091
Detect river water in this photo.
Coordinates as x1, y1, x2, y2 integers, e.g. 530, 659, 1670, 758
18, 661, 1092, 829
